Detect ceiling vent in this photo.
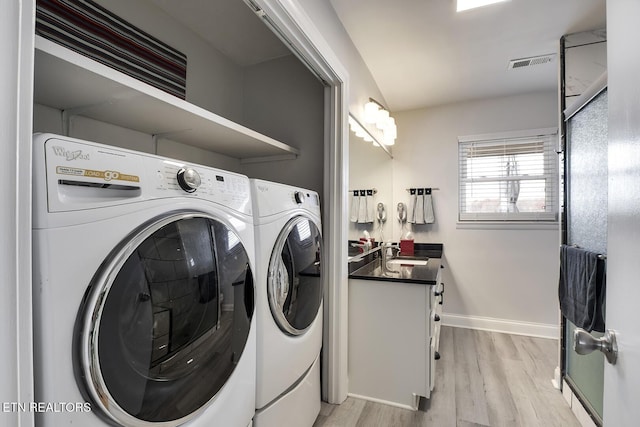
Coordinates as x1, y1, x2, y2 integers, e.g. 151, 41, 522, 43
508, 54, 556, 70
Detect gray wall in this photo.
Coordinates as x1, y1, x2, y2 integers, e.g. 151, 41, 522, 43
240, 55, 325, 193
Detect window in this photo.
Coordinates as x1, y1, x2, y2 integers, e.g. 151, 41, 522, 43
458, 128, 558, 222
296, 219, 312, 242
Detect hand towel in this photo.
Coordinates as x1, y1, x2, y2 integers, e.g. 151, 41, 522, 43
424, 188, 435, 224
414, 188, 425, 224
357, 190, 367, 223
350, 190, 359, 223
558, 245, 606, 333
365, 190, 375, 223
407, 189, 417, 224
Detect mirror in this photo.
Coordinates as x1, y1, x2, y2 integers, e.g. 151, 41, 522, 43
348, 114, 393, 246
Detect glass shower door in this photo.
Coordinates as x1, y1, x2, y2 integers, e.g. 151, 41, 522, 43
564, 88, 608, 423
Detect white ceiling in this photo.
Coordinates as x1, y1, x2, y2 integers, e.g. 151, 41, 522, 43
329, 0, 607, 111
147, 0, 606, 112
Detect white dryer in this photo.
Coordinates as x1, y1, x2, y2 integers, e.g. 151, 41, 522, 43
32, 133, 256, 427
250, 179, 323, 427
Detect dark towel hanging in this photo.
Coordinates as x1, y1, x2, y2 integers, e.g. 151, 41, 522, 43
558, 245, 606, 333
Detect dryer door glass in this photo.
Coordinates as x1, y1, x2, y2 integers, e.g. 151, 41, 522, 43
267, 216, 322, 335
78, 213, 254, 426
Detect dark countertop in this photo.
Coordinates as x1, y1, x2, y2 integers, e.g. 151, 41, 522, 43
348, 243, 443, 285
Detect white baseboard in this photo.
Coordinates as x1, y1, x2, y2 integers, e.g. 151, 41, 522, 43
346, 393, 418, 411
562, 379, 599, 427
552, 366, 562, 390
442, 313, 559, 339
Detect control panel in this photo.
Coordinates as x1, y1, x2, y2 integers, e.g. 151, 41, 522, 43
42, 135, 251, 215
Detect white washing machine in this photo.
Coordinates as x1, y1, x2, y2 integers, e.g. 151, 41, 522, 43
250, 179, 323, 427
32, 133, 256, 427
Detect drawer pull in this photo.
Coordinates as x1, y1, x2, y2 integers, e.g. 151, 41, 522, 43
434, 314, 441, 322
434, 351, 441, 360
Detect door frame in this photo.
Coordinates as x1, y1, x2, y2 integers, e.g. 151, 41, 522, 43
2, 1, 36, 426
249, 0, 350, 404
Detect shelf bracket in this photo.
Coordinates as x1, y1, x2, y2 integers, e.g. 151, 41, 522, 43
61, 99, 119, 136
151, 129, 193, 154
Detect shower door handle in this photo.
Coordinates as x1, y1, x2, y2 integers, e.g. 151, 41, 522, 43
573, 328, 618, 365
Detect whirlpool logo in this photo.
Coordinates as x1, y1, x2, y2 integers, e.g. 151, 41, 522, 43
51, 146, 90, 161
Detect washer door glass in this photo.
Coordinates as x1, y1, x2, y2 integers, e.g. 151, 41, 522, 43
78, 213, 254, 426
267, 216, 322, 335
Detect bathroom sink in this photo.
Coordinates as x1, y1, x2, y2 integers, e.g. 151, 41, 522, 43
387, 258, 428, 267
348, 246, 363, 257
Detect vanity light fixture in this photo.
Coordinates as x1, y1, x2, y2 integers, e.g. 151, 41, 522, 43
349, 114, 392, 157
456, 0, 510, 12
363, 98, 397, 146
349, 115, 379, 146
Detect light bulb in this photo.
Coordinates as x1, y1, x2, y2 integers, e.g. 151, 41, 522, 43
385, 118, 397, 140
382, 132, 395, 146
376, 109, 390, 130
364, 101, 379, 124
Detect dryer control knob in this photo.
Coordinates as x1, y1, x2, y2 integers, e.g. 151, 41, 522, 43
177, 167, 201, 193
294, 191, 305, 204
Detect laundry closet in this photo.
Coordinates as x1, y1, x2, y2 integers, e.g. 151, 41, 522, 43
26, 0, 328, 426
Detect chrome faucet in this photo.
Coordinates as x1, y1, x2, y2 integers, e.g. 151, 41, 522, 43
381, 242, 400, 275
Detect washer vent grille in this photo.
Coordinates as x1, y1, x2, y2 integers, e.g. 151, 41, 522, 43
508, 54, 556, 70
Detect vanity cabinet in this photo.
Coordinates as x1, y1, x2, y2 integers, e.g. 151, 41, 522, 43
430, 266, 444, 391
348, 259, 444, 410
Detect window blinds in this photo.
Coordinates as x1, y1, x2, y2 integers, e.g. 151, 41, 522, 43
458, 131, 558, 222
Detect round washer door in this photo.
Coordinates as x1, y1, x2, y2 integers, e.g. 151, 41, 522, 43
77, 211, 254, 426
267, 216, 322, 335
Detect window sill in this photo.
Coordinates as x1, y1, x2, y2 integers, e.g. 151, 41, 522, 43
456, 221, 559, 230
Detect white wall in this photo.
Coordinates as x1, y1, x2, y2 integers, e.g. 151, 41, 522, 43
392, 91, 561, 335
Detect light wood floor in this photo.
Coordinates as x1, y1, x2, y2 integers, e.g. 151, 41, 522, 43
314, 326, 579, 427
